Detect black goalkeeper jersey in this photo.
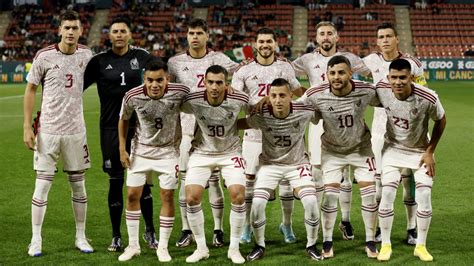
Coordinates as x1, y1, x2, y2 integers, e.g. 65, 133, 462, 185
84, 46, 156, 129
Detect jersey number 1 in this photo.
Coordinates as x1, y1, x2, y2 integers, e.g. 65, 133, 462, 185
120, 72, 126, 86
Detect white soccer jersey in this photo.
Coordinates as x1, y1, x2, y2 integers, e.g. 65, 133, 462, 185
363, 52, 426, 85
292, 51, 371, 87
305, 80, 379, 154
181, 91, 249, 156
120, 83, 190, 159
246, 103, 317, 166
376, 81, 445, 154
231, 58, 302, 142
168, 50, 239, 92
28, 44, 92, 135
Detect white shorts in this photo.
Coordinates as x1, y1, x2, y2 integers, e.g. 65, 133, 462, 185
178, 134, 193, 172
34, 132, 90, 172
307, 121, 323, 165
371, 107, 387, 175
381, 147, 433, 187
242, 140, 261, 175
185, 153, 245, 188
255, 164, 314, 190
321, 148, 376, 184
127, 155, 179, 189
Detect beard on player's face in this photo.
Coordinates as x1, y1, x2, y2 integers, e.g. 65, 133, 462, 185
257, 47, 274, 59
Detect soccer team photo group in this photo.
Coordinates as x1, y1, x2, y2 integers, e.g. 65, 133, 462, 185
0, 0, 472, 265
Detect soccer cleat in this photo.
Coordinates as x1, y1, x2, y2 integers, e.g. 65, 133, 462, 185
228, 248, 245, 264
414, 245, 433, 262
338, 221, 354, 240
279, 223, 296, 243
186, 248, 210, 263
365, 241, 379, 258
156, 247, 172, 262
28, 239, 42, 257
306, 244, 323, 261
406, 228, 417, 245
374, 227, 382, 243
377, 244, 392, 261
143, 231, 159, 249
247, 245, 265, 261
322, 241, 334, 258
240, 224, 252, 244
118, 245, 141, 262
176, 230, 194, 248
107, 236, 122, 252
75, 238, 94, 253
213, 229, 225, 247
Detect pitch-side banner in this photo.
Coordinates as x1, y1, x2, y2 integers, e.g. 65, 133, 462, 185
0, 61, 28, 83
421, 58, 474, 81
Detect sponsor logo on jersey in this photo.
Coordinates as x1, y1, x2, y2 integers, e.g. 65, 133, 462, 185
200, 116, 206, 120
375, 69, 380, 73
252, 75, 258, 80
266, 127, 272, 132
293, 122, 299, 128
328, 106, 334, 111
182, 66, 189, 71
314, 64, 320, 69
130, 58, 139, 70
106, 64, 113, 70
385, 106, 391, 111
53, 64, 60, 69
79, 61, 84, 68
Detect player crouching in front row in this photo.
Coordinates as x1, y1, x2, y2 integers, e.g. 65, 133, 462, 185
238, 78, 323, 262
376, 59, 446, 262
117, 60, 190, 262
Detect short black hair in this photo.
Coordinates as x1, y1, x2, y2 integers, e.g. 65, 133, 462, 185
389, 58, 411, 72
188, 18, 208, 32
205, 65, 228, 80
327, 55, 351, 69
60, 10, 81, 25
270, 78, 290, 92
145, 59, 167, 72
256, 27, 276, 41
110, 16, 131, 30
376, 22, 398, 37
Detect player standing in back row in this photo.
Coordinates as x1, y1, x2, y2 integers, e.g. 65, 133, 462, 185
292, 21, 371, 240
363, 22, 427, 244
167, 18, 239, 248
231, 27, 305, 245
23, 10, 93, 257
84, 16, 158, 252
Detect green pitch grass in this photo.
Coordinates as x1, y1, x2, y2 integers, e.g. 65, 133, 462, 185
0, 81, 473, 265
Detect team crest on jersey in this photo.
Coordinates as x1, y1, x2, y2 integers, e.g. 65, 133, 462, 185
79, 61, 84, 68
356, 99, 362, 107
227, 112, 234, 119
169, 103, 175, 110
411, 108, 418, 115
266, 127, 273, 132
130, 58, 139, 70
293, 122, 299, 128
